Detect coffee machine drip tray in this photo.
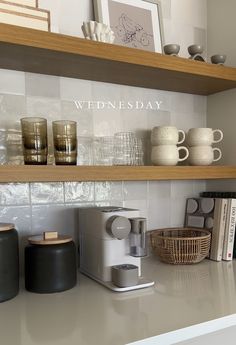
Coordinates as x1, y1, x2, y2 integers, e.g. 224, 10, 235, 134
81, 269, 155, 292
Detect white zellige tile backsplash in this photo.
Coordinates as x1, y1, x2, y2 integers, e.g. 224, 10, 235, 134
0, 0, 207, 273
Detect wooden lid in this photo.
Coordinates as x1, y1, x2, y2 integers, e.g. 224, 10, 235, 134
28, 231, 72, 245
0, 223, 15, 232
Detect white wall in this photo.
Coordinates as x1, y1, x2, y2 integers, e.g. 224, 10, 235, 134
207, 0, 236, 191
0, 0, 207, 270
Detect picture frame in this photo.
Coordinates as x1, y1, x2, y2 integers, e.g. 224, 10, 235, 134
93, 0, 164, 53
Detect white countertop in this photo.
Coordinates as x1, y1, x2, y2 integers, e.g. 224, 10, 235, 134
1, 257, 236, 345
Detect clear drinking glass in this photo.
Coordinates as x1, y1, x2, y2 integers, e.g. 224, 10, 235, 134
21, 117, 48, 165
133, 138, 144, 166
94, 136, 114, 165
113, 132, 135, 166
77, 136, 94, 165
52, 120, 77, 165
113, 132, 144, 166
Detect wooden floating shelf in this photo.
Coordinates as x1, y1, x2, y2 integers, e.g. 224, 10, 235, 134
0, 24, 236, 95
0, 166, 236, 183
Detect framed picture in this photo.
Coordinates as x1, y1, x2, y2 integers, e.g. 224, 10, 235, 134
94, 0, 164, 53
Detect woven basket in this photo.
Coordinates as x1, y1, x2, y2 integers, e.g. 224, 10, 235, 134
150, 228, 211, 265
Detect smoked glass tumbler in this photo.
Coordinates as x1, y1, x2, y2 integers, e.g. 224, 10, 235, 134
52, 120, 77, 165
21, 117, 48, 165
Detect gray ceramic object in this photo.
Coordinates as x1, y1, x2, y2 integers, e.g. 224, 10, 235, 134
112, 264, 139, 288
163, 44, 180, 56
211, 54, 226, 65
188, 45, 204, 56
190, 54, 205, 62
0, 223, 19, 303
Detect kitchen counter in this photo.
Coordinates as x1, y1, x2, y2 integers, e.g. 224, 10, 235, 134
1, 257, 236, 345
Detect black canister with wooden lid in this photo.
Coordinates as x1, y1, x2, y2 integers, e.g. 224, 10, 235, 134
25, 231, 77, 294
0, 223, 19, 302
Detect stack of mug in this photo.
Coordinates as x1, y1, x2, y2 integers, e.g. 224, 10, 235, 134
151, 126, 189, 166
187, 128, 223, 165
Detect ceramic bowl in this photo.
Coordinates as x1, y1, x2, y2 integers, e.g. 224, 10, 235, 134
211, 54, 226, 65
188, 45, 204, 56
163, 44, 180, 56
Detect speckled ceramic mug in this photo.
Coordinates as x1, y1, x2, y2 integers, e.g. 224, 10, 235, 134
187, 128, 223, 146
189, 146, 222, 166
151, 126, 185, 146
151, 145, 189, 166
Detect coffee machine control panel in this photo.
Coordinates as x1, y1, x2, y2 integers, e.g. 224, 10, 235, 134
106, 216, 131, 240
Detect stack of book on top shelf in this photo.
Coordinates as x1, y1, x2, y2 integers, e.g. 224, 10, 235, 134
0, 0, 50, 31
185, 192, 236, 262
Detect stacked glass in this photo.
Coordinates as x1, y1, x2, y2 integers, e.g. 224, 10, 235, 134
94, 136, 114, 165
21, 117, 48, 165
52, 120, 77, 165
133, 138, 144, 166
77, 136, 94, 166
113, 132, 144, 166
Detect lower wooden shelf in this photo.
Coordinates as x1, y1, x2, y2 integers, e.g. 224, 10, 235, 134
0, 165, 235, 182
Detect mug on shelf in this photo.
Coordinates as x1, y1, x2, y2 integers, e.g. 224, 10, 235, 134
151, 145, 189, 166
151, 126, 185, 146
189, 146, 222, 166
187, 128, 223, 146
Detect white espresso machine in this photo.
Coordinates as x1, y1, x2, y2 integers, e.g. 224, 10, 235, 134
78, 206, 154, 292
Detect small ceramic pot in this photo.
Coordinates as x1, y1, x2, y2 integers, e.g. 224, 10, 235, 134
188, 45, 205, 62
211, 55, 226, 65
188, 45, 204, 56
163, 44, 180, 56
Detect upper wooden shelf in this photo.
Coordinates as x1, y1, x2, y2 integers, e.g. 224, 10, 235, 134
0, 24, 236, 95
0, 166, 236, 183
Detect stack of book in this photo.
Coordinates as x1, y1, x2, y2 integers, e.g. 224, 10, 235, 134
185, 193, 236, 262
0, 0, 50, 31
200, 192, 236, 261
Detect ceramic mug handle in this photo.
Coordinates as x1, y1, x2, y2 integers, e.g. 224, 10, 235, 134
213, 148, 222, 162
178, 146, 189, 162
213, 129, 223, 144
178, 130, 186, 145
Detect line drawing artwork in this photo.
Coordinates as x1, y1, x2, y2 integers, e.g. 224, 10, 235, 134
114, 13, 153, 48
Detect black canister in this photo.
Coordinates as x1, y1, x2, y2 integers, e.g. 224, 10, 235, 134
25, 231, 77, 294
0, 223, 19, 302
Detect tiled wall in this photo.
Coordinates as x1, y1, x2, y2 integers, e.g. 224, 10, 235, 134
0, 0, 207, 269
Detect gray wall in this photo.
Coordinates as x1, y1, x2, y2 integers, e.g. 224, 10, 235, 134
207, 0, 236, 191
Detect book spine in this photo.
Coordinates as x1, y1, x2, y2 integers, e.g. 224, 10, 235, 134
201, 191, 236, 199
223, 199, 236, 261
210, 199, 228, 261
